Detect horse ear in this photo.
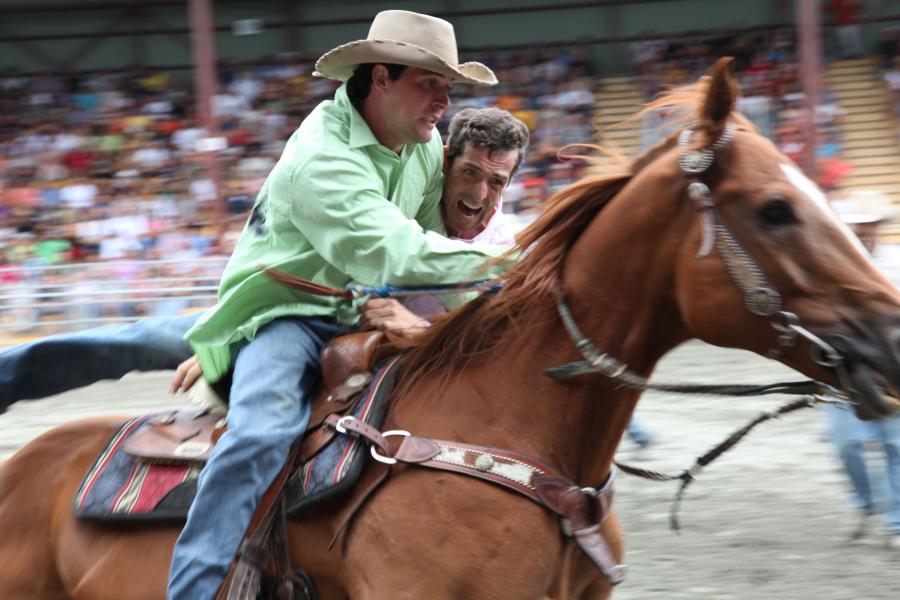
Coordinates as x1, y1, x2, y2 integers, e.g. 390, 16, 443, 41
701, 57, 738, 126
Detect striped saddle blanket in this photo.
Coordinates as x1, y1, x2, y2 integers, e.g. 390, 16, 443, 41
72, 358, 402, 522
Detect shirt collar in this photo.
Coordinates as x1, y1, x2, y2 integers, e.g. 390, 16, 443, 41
335, 84, 381, 150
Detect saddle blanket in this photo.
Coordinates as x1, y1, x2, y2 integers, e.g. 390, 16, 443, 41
73, 357, 402, 522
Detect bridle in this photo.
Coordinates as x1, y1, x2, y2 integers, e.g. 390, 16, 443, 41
549, 120, 855, 398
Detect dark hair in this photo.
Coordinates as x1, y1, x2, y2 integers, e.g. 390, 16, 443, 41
345, 63, 408, 110
446, 108, 530, 175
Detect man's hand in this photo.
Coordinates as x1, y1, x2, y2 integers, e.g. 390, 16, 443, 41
170, 355, 203, 394
361, 298, 430, 337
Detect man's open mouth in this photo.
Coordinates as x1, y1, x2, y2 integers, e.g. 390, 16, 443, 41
457, 199, 482, 219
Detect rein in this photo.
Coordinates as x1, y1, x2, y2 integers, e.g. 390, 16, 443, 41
263, 268, 497, 300
547, 288, 830, 397
616, 393, 844, 532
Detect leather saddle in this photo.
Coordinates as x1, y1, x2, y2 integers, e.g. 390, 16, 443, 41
123, 330, 386, 464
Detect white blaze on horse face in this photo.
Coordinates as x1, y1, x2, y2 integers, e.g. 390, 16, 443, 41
779, 163, 871, 258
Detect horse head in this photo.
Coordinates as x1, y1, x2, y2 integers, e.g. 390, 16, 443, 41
612, 57, 900, 420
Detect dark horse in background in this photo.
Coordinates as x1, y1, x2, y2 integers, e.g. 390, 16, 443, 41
1, 59, 899, 599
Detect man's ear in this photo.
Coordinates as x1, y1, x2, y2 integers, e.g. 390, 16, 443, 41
371, 64, 390, 92
442, 145, 451, 174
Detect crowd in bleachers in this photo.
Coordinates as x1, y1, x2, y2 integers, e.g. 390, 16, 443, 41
0, 49, 600, 327
0, 49, 599, 273
632, 30, 851, 192
0, 31, 859, 328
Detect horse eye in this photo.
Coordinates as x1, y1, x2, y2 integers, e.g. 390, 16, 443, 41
758, 198, 798, 227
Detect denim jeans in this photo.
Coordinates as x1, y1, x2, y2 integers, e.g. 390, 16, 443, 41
167, 316, 346, 600
824, 404, 900, 534
626, 415, 653, 447
0, 313, 200, 412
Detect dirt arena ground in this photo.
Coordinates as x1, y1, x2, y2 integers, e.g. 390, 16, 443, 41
1, 341, 897, 599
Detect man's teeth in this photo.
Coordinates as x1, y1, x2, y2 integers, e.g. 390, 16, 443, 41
461, 200, 481, 211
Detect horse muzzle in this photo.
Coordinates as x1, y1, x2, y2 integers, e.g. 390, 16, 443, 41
818, 314, 900, 421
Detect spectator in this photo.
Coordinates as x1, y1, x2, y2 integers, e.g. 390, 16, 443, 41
827, 191, 900, 550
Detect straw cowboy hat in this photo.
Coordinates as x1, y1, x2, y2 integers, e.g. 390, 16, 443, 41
832, 190, 898, 225
313, 10, 497, 86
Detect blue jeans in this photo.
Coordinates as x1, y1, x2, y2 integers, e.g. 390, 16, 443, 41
825, 404, 900, 534
167, 316, 346, 599
0, 313, 200, 412
626, 415, 653, 447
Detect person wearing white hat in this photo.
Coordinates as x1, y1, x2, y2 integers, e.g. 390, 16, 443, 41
825, 190, 900, 550
163, 11, 509, 598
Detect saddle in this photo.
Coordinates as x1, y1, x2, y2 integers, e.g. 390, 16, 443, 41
117, 330, 386, 467
74, 330, 391, 519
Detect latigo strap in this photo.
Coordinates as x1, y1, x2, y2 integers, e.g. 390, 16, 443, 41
325, 414, 627, 584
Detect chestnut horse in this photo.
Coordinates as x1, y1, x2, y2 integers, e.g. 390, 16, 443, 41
3, 59, 900, 599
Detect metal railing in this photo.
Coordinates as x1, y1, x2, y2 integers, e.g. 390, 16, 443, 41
0, 256, 227, 336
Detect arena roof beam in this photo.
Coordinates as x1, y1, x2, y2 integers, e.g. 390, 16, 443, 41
0, 21, 64, 70
58, 8, 134, 70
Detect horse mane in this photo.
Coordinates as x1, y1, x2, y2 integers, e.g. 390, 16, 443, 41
388, 79, 719, 383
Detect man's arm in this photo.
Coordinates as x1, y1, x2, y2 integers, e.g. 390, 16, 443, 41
289, 152, 509, 287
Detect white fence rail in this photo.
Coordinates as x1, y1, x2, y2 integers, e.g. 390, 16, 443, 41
0, 257, 227, 336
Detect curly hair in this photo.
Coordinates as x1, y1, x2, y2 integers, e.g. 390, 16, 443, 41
446, 107, 530, 174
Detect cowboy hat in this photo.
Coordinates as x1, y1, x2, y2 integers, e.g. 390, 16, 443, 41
832, 190, 898, 225
313, 10, 497, 86
831, 190, 897, 225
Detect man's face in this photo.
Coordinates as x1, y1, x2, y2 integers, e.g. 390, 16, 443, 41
442, 143, 518, 236
381, 67, 452, 148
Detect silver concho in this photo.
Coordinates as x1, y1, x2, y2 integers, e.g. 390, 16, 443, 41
173, 441, 212, 459
345, 373, 369, 388
679, 148, 713, 174
745, 286, 782, 317
474, 454, 495, 472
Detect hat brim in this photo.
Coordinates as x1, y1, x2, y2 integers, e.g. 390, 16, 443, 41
840, 213, 891, 225
314, 39, 497, 86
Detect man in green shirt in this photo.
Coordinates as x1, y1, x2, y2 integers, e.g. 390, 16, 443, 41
169, 11, 507, 598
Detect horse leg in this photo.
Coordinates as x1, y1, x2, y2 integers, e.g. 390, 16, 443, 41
0, 418, 178, 600
0, 419, 117, 599
57, 524, 177, 600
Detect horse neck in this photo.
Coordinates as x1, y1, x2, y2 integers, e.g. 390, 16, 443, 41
414, 174, 691, 487
547, 180, 691, 481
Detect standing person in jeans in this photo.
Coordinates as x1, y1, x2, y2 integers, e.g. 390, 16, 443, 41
827, 191, 900, 549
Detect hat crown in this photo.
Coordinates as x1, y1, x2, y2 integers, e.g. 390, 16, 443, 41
312, 10, 495, 86
367, 10, 458, 65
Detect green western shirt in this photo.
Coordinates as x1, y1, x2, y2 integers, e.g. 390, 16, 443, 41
187, 84, 508, 381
